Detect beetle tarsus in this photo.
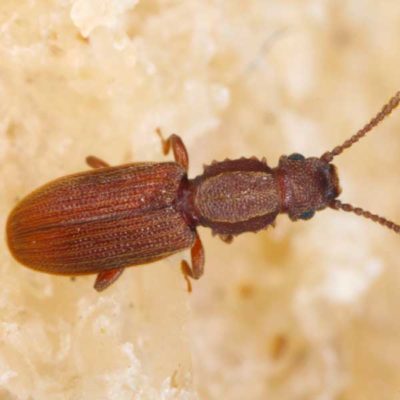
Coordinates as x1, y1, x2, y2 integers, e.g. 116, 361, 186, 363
94, 267, 124, 291
181, 261, 193, 293
179, 233, 205, 292
156, 128, 189, 171
86, 155, 110, 169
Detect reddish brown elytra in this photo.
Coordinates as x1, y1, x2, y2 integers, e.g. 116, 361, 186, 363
6, 92, 400, 291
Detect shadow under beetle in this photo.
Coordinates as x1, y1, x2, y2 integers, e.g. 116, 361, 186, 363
6, 92, 400, 291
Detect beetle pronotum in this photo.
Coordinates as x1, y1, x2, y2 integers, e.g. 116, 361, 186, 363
6, 91, 400, 291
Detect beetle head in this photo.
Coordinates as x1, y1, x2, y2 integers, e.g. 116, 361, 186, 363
277, 91, 400, 234
278, 154, 341, 221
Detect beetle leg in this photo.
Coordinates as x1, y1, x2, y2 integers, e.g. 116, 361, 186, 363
94, 267, 124, 292
156, 128, 189, 171
86, 155, 110, 169
181, 261, 193, 293
180, 233, 205, 292
218, 234, 234, 244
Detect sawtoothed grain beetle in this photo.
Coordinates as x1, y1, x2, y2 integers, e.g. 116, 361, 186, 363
6, 92, 400, 291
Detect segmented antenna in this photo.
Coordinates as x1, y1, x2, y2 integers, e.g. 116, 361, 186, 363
330, 200, 400, 234
321, 91, 400, 163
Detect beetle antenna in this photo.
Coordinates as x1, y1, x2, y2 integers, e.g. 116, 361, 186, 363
330, 200, 400, 234
321, 91, 400, 163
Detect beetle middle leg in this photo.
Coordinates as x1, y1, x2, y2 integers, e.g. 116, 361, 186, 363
156, 128, 189, 171
86, 155, 110, 169
181, 233, 204, 292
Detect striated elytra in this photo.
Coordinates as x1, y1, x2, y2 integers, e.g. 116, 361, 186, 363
6, 93, 400, 291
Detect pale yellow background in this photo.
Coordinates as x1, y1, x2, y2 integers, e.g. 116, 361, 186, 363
1, 1, 400, 399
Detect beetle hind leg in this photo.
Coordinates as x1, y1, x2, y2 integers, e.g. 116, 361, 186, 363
94, 267, 124, 292
86, 156, 110, 169
180, 233, 204, 292
219, 234, 234, 244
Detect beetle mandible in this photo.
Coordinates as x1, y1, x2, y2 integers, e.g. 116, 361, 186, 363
6, 91, 400, 291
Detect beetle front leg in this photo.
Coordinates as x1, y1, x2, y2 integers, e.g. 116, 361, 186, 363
156, 128, 189, 172
86, 156, 110, 169
181, 233, 204, 292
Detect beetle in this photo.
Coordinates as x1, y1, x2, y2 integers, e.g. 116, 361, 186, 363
6, 92, 400, 292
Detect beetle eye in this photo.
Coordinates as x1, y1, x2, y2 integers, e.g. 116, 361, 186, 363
298, 210, 315, 220
288, 153, 305, 161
